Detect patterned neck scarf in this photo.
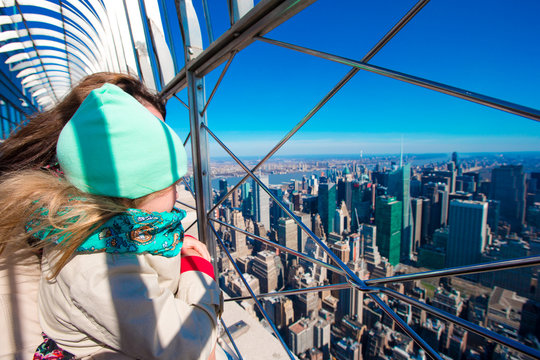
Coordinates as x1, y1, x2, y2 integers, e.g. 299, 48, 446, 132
30, 208, 186, 257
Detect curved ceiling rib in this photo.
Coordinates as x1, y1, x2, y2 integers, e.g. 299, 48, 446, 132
0, 0, 177, 109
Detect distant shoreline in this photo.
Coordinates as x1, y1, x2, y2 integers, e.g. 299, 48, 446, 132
204, 151, 540, 162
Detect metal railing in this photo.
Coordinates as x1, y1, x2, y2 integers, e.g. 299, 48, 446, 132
161, 1, 540, 359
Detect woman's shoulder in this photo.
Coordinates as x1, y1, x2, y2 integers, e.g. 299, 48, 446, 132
43, 248, 181, 295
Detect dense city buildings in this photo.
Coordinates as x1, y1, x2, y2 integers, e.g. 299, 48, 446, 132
446, 200, 489, 269
209, 152, 540, 359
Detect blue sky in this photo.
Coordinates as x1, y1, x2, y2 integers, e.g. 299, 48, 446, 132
167, 0, 540, 158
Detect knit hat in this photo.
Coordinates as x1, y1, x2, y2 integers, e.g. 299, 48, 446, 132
56, 83, 187, 199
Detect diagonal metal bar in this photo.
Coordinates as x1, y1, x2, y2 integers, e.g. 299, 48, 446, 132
211, 217, 344, 275
209, 0, 430, 213
226, 0, 234, 27
368, 293, 443, 360
161, 0, 318, 98
204, 124, 371, 292
175, 199, 196, 210
200, 51, 237, 116
173, 94, 190, 109
226, 282, 352, 302
209, 68, 358, 213
181, 176, 196, 198
183, 132, 191, 147
184, 219, 198, 233
220, 318, 243, 360
257, 37, 540, 122
202, 0, 215, 43
58, 0, 72, 88
209, 222, 296, 359
361, 0, 431, 63
208, 117, 443, 358
366, 255, 540, 286
380, 287, 540, 359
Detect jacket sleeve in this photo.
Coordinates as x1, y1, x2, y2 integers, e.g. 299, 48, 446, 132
66, 253, 221, 360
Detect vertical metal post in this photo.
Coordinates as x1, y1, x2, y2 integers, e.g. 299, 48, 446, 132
177, 0, 217, 275
7, 105, 13, 135
0, 101, 6, 139
186, 72, 217, 267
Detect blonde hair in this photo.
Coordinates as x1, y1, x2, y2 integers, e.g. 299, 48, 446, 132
0, 170, 172, 277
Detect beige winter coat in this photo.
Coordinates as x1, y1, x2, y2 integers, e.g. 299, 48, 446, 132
39, 247, 223, 360
0, 248, 43, 360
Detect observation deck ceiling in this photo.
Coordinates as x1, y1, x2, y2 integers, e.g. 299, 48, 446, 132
0, 0, 177, 109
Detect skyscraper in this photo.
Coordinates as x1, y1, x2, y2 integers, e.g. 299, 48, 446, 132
339, 260, 368, 321
269, 186, 285, 229
295, 274, 320, 319
262, 296, 294, 330
350, 181, 371, 230
288, 318, 314, 355
231, 188, 241, 208
422, 182, 447, 241
446, 161, 458, 193
375, 196, 402, 266
230, 210, 249, 257
241, 181, 253, 220
410, 197, 422, 254
487, 200, 500, 236
388, 164, 413, 262
318, 181, 336, 236
240, 181, 251, 201
334, 201, 350, 235
278, 217, 298, 252
296, 211, 312, 253
446, 200, 488, 268
251, 250, 279, 293
337, 177, 352, 211
253, 174, 270, 231
218, 178, 228, 201
419, 196, 431, 245
452, 151, 458, 166
438, 185, 449, 226
490, 165, 526, 232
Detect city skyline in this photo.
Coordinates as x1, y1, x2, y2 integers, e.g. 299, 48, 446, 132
209, 149, 540, 359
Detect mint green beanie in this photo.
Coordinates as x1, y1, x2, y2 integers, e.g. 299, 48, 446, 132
56, 83, 187, 199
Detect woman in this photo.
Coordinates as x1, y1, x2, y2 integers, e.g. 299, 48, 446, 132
0, 74, 225, 360
0, 73, 168, 359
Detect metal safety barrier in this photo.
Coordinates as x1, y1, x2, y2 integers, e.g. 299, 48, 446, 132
162, 1, 540, 359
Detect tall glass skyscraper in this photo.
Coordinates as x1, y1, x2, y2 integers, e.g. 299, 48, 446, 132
388, 164, 412, 262
446, 200, 488, 268
351, 181, 372, 231
375, 196, 402, 266
490, 165, 526, 232
318, 182, 336, 237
